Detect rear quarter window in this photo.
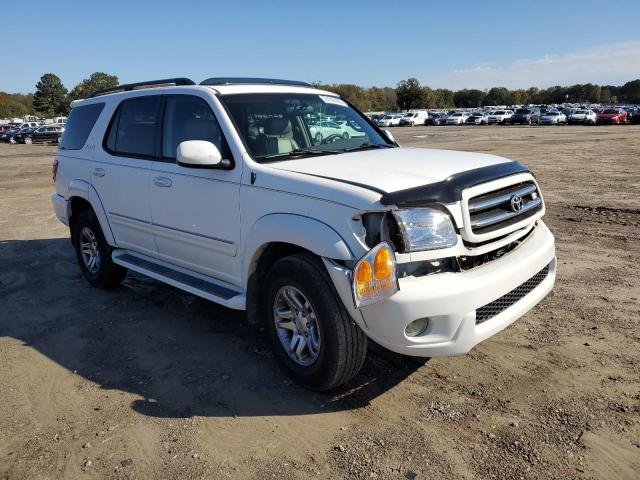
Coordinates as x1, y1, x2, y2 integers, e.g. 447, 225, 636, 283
60, 103, 105, 150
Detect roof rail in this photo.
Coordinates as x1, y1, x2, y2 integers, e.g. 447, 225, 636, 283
200, 77, 312, 87
85, 77, 196, 99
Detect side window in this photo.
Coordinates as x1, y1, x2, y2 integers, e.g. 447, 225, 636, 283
161, 95, 230, 160
60, 102, 105, 150
105, 96, 161, 157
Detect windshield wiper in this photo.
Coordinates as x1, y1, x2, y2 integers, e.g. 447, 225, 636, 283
259, 148, 340, 160
342, 142, 394, 153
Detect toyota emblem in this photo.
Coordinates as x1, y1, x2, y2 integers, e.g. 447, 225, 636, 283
510, 195, 524, 212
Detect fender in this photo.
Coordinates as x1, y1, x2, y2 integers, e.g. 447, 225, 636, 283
68, 179, 117, 246
243, 213, 354, 288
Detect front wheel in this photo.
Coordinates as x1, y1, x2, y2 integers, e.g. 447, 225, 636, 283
24, 137, 33, 144
73, 209, 127, 288
265, 254, 367, 391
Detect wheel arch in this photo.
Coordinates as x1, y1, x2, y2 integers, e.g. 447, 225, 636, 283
243, 214, 355, 324
67, 179, 116, 246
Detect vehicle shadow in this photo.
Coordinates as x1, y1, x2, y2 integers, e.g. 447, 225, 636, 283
0, 238, 428, 419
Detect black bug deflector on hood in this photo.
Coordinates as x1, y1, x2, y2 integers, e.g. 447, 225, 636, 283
379, 161, 530, 207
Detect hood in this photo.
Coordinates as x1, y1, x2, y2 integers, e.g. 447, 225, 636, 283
268, 147, 512, 194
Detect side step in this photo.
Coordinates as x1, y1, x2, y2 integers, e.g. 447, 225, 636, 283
112, 250, 246, 310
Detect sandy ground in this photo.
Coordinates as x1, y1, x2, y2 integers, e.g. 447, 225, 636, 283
0, 124, 638, 480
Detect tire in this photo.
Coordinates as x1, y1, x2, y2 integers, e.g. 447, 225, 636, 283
9, 137, 16, 144
265, 253, 367, 391
24, 137, 32, 144
73, 209, 127, 289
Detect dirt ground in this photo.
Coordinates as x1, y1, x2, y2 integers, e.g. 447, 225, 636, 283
0, 124, 638, 480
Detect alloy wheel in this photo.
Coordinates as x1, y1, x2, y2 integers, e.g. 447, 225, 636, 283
273, 285, 321, 366
80, 226, 101, 274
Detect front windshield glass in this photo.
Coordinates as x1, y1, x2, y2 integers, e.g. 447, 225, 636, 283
602, 109, 617, 114
493, 111, 505, 115
220, 93, 392, 161
515, 109, 530, 114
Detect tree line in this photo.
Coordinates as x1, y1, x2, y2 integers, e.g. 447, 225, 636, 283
318, 78, 640, 111
0, 72, 118, 118
2, 73, 640, 118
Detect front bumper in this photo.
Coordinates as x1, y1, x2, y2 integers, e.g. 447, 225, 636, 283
327, 221, 555, 357
52, 193, 70, 226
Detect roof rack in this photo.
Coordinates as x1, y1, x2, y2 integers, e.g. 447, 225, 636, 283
85, 77, 196, 99
200, 77, 312, 87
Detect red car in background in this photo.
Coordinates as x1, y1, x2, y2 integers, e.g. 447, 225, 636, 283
596, 108, 628, 124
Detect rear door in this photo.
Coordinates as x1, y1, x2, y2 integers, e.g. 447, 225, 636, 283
90, 95, 161, 256
149, 94, 242, 285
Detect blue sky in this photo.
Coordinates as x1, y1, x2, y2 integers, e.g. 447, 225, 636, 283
2, 0, 639, 93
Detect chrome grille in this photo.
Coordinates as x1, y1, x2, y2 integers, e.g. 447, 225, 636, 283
468, 181, 542, 234
475, 263, 550, 325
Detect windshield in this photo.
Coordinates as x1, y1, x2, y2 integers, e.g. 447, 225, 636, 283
546, 112, 559, 116
493, 111, 505, 115
602, 109, 618, 114
515, 109, 530, 114
220, 93, 392, 161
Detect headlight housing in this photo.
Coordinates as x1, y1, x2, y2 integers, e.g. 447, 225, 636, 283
392, 208, 457, 251
353, 242, 398, 308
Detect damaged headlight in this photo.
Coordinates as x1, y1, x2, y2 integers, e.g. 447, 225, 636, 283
392, 208, 457, 251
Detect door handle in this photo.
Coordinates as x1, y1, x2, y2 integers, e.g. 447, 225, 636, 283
154, 176, 172, 188
93, 168, 105, 177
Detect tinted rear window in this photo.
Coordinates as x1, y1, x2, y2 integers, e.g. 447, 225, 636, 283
106, 96, 162, 157
59, 103, 104, 150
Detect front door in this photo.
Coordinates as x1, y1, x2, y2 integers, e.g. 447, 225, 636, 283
149, 94, 242, 286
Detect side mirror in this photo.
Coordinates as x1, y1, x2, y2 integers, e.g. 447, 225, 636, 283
383, 129, 395, 143
177, 140, 229, 168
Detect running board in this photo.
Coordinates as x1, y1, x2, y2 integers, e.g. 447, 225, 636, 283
112, 250, 246, 310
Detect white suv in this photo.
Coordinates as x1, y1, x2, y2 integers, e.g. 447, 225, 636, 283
52, 77, 556, 390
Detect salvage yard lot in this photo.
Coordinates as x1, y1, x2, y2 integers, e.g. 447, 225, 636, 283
0, 125, 638, 479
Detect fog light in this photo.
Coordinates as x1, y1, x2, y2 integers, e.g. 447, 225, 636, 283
405, 317, 429, 337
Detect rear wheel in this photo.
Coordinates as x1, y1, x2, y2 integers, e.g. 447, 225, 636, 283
24, 137, 32, 144
73, 209, 127, 288
265, 253, 367, 391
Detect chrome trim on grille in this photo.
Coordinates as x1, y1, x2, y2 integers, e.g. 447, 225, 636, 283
471, 197, 542, 229
468, 184, 537, 213
466, 180, 543, 235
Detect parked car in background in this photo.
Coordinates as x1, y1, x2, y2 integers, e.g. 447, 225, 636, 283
0, 129, 17, 142
0, 125, 15, 133
399, 111, 429, 126
378, 114, 403, 127
12, 127, 40, 143
465, 112, 489, 125
18, 124, 65, 144
335, 120, 367, 139
596, 108, 627, 124
540, 111, 567, 125
370, 114, 384, 125
511, 108, 541, 125
445, 112, 470, 125
2, 127, 33, 143
425, 113, 446, 126
488, 110, 514, 124
309, 121, 348, 143
15, 122, 40, 130
568, 109, 597, 125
